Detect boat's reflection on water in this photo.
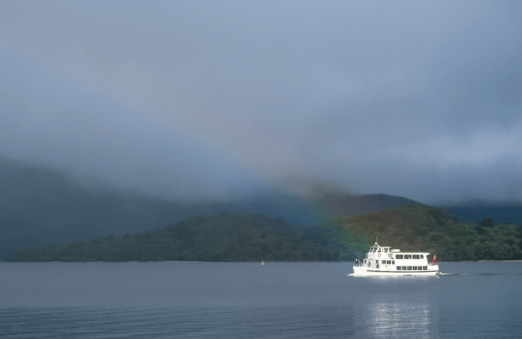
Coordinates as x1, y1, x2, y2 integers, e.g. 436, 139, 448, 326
360, 299, 436, 338
345, 275, 442, 338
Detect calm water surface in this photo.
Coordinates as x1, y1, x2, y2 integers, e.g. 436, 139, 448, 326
0, 261, 521, 338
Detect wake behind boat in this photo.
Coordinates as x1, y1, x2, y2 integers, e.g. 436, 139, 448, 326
353, 242, 439, 276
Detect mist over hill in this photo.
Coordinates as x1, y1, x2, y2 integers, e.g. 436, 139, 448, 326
0, 157, 189, 257
0, 157, 422, 258
2, 156, 520, 260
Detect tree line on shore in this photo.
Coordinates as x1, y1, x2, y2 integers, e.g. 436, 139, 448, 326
6, 206, 522, 262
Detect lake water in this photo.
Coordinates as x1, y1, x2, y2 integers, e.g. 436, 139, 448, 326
1, 261, 521, 338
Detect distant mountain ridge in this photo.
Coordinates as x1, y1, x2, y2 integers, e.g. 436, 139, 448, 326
441, 202, 522, 225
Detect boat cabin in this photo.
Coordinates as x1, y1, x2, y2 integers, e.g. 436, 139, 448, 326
361, 242, 432, 271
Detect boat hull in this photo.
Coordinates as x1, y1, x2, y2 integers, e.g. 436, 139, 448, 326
352, 265, 439, 276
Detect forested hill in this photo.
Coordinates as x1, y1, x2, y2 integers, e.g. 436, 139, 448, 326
7, 206, 522, 262
6, 214, 338, 262
323, 205, 522, 261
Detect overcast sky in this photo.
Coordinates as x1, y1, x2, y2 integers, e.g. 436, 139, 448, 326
1, 1, 521, 204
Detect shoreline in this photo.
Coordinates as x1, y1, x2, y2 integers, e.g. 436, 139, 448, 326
3, 259, 522, 263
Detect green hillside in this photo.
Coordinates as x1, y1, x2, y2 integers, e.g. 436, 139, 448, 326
7, 206, 522, 262
323, 205, 522, 261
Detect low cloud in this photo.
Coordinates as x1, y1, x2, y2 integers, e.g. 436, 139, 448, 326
1, 1, 521, 204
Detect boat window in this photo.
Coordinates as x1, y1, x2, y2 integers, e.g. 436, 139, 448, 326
407, 266, 412, 270
396, 254, 403, 259
420, 255, 424, 259
401, 266, 406, 270
413, 255, 419, 259
405, 255, 411, 259
392, 260, 395, 264
381, 260, 386, 264
423, 266, 427, 270
397, 266, 401, 270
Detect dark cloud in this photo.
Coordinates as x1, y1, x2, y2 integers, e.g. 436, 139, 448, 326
1, 1, 521, 204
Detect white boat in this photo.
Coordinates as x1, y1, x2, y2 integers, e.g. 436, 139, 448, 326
352, 242, 439, 276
